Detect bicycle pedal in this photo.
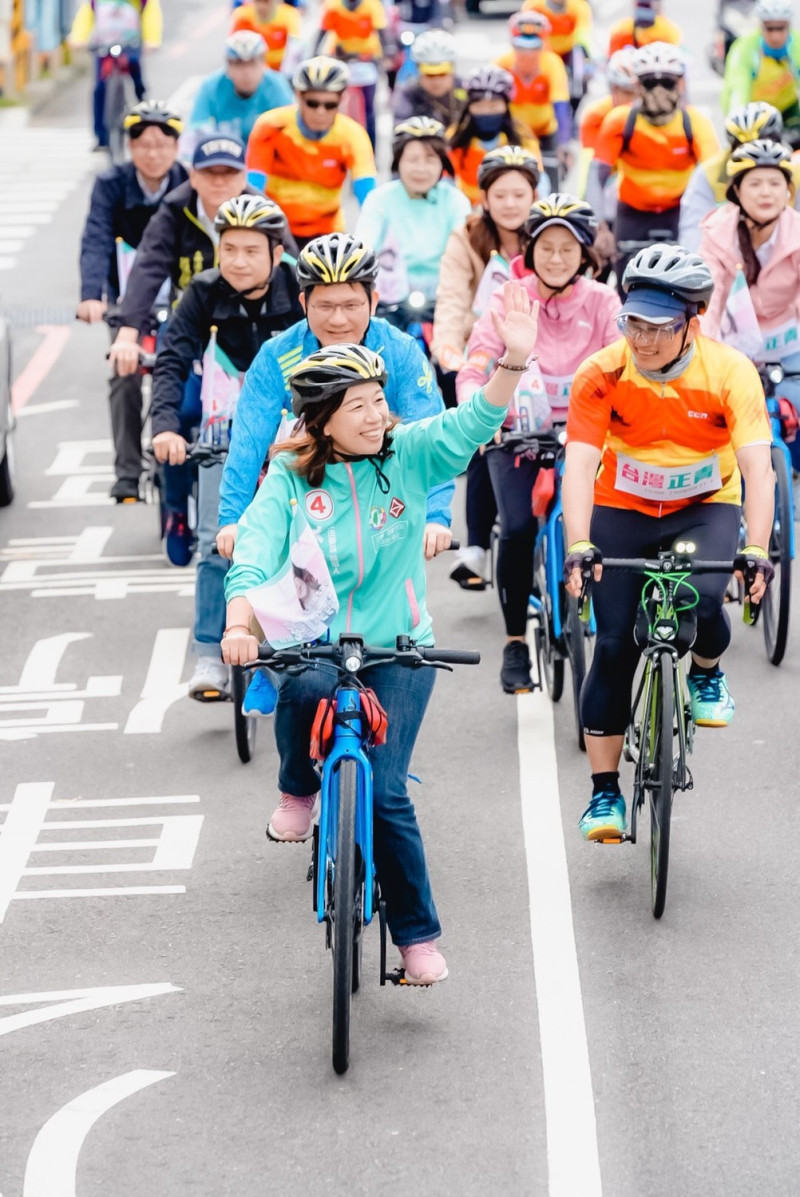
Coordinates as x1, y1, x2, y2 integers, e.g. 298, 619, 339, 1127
384, 968, 409, 986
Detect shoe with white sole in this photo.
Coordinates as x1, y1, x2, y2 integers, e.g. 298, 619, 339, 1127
188, 657, 231, 703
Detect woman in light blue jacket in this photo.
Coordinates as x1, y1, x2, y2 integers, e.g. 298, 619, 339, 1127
222, 283, 539, 985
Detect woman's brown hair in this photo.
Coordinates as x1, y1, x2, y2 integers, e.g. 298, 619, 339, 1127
271, 391, 400, 487
465, 210, 532, 266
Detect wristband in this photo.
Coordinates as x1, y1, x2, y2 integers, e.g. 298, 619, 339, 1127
223, 624, 252, 637
567, 540, 595, 554
742, 545, 768, 559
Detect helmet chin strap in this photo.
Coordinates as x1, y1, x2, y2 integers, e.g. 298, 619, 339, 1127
656, 320, 691, 375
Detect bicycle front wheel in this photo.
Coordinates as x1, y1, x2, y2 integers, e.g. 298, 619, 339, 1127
533, 545, 564, 701
762, 444, 792, 666
231, 666, 257, 764
650, 652, 675, 920
332, 758, 357, 1075
564, 595, 593, 750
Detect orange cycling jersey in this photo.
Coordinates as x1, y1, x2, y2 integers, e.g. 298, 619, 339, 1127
567, 336, 771, 517
579, 94, 612, 152
593, 104, 719, 211
494, 49, 569, 139
230, 3, 301, 70
320, 0, 386, 59
607, 14, 683, 56
449, 132, 542, 205
246, 105, 375, 239
521, 0, 591, 58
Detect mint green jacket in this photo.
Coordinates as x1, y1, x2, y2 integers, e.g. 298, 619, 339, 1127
225, 390, 506, 647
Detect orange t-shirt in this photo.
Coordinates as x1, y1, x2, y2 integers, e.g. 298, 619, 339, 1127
593, 104, 719, 211
521, 0, 592, 58
230, 3, 302, 70
449, 133, 542, 205
567, 337, 771, 516
494, 49, 569, 139
607, 14, 683, 56
579, 94, 612, 151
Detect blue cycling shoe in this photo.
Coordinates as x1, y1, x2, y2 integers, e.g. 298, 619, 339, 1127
243, 670, 277, 717
579, 791, 627, 842
686, 668, 734, 727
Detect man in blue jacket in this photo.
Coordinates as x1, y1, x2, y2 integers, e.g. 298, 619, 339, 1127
188, 31, 293, 148
77, 100, 186, 501
217, 231, 454, 712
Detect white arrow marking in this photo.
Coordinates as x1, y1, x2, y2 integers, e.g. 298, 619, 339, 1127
23, 1070, 175, 1197
0, 983, 179, 1038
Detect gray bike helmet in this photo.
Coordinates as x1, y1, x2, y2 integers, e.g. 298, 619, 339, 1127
622, 244, 715, 313
289, 343, 388, 417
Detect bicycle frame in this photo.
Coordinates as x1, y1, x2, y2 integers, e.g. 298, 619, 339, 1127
316, 686, 376, 928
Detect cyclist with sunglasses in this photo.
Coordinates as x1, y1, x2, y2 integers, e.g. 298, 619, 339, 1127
562, 246, 774, 843
723, 0, 800, 145
586, 42, 719, 291
246, 56, 376, 250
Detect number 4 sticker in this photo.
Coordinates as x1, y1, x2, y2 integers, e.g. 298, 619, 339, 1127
305, 490, 334, 521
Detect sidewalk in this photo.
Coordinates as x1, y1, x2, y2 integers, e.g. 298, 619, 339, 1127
0, 53, 89, 128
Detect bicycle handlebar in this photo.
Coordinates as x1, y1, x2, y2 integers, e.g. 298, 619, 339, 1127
251, 635, 480, 671
600, 557, 735, 574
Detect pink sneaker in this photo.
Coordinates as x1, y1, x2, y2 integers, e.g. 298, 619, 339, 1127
267, 793, 318, 842
398, 940, 448, 985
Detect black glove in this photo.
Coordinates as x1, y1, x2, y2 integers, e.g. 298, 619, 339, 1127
564, 540, 602, 584
733, 545, 775, 590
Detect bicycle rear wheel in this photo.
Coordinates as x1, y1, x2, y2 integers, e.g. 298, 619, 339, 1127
564, 595, 593, 750
231, 666, 257, 764
332, 758, 357, 1075
105, 69, 133, 164
762, 444, 792, 666
533, 543, 564, 701
650, 653, 674, 920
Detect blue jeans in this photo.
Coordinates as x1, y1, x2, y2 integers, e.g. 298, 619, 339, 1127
193, 460, 228, 657
164, 372, 202, 514
272, 662, 439, 946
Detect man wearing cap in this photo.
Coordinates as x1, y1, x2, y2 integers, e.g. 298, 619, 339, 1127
562, 244, 774, 843
188, 31, 292, 148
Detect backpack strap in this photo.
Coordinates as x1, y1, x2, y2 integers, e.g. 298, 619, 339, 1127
620, 103, 696, 160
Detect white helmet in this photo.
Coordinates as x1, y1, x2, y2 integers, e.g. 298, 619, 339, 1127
411, 29, 457, 67
755, 0, 793, 20
606, 47, 638, 90
632, 41, 685, 79
225, 31, 267, 62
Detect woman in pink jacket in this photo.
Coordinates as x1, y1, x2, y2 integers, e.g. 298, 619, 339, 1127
700, 139, 800, 468
457, 193, 620, 694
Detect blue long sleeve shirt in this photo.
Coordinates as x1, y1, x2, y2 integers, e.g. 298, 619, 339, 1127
189, 69, 293, 145
218, 316, 454, 527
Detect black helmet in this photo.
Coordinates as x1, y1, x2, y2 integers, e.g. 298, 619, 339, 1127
477, 145, 540, 193
214, 195, 287, 241
123, 100, 183, 138
622, 244, 715, 313
289, 343, 388, 417
295, 233, 379, 291
524, 194, 598, 247
390, 116, 453, 175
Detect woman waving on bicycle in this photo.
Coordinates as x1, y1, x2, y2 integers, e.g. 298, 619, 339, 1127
221, 286, 540, 985
457, 194, 620, 693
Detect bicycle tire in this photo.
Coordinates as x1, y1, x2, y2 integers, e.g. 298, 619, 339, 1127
650, 652, 674, 920
534, 547, 564, 701
332, 758, 357, 1075
231, 666, 257, 764
762, 444, 792, 666
105, 70, 131, 164
564, 595, 592, 751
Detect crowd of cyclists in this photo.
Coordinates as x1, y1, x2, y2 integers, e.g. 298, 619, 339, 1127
73, 0, 800, 984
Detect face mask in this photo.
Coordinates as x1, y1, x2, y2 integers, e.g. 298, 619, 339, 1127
472, 113, 506, 138
640, 84, 680, 126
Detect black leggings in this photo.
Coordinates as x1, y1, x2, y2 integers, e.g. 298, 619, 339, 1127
465, 451, 498, 551
581, 503, 741, 737
486, 448, 539, 636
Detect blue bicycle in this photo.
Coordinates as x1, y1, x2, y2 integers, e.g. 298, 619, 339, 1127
489, 428, 596, 749
255, 634, 479, 1075
756, 365, 795, 665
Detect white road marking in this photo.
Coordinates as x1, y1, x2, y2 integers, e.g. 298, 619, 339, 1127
0, 784, 54, 922
13, 886, 186, 899
23, 1070, 175, 1197
124, 628, 191, 734
0, 982, 179, 1038
516, 695, 603, 1197
0, 634, 121, 740
17, 401, 80, 417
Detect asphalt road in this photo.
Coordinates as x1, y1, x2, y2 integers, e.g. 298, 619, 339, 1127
2, 2, 800, 1195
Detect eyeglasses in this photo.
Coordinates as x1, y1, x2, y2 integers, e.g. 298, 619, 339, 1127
308, 300, 369, 316
616, 314, 686, 343
639, 75, 680, 91
302, 98, 340, 111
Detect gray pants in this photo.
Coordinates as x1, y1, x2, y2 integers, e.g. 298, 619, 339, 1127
109, 368, 145, 484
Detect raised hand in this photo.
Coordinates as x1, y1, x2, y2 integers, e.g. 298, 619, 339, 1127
489, 282, 540, 365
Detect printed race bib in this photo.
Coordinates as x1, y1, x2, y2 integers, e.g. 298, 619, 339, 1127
762, 317, 800, 362
614, 452, 722, 502
540, 372, 573, 415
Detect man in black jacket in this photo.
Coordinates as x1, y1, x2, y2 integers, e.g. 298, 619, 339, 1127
77, 100, 186, 501
150, 195, 303, 700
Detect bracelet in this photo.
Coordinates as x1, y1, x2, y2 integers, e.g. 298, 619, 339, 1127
222, 624, 251, 637
496, 355, 534, 372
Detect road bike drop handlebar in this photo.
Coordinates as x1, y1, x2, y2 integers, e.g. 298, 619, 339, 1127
251, 633, 480, 673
